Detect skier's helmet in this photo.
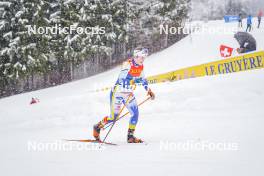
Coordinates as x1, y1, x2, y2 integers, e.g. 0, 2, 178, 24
133, 47, 149, 58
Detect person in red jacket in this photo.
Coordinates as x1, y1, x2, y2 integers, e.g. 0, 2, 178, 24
30, 97, 39, 104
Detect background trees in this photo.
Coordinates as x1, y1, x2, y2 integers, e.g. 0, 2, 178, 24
0, 0, 190, 97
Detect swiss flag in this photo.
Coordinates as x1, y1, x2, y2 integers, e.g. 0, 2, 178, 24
220, 45, 234, 57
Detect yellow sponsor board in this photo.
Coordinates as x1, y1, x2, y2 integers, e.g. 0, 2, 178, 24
147, 50, 264, 84
95, 51, 264, 92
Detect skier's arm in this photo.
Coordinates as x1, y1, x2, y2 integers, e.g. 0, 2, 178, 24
118, 62, 130, 80
116, 61, 132, 87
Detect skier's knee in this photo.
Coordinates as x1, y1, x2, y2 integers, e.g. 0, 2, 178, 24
130, 105, 138, 119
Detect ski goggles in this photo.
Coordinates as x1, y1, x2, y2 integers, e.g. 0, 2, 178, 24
133, 48, 149, 57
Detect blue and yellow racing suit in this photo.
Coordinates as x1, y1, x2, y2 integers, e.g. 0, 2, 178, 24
101, 58, 149, 130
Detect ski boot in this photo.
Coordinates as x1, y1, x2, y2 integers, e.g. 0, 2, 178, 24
93, 117, 108, 141
127, 129, 143, 143
93, 123, 102, 141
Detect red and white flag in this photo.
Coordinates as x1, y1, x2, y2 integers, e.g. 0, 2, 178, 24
220, 45, 234, 57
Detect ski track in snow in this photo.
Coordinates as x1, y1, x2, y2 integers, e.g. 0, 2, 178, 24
0, 18, 264, 176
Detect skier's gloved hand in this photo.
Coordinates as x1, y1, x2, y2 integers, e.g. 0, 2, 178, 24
147, 88, 155, 100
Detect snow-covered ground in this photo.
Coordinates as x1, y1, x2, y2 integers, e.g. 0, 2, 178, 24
1, 19, 264, 176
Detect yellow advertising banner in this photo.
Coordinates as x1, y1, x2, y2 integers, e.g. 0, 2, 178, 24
94, 50, 264, 92
147, 50, 264, 84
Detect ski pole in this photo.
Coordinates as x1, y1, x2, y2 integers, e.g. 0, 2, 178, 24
101, 86, 136, 144
102, 96, 151, 130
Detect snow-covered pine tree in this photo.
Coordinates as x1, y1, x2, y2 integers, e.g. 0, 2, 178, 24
0, 1, 29, 94
22, 0, 54, 88
79, 0, 112, 65
126, 0, 189, 50
0, 0, 54, 94
107, 0, 128, 63
155, 0, 190, 47
78, 0, 128, 65
0, 0, 190, 97
0, 1, 13, 94
55, 0, 81, 82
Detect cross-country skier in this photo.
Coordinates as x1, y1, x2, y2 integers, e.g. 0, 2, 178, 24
93, 47, 155, 143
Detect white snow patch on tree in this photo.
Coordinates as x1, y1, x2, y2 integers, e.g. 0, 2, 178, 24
0, 2, 11, 7
3, 31, 12, 38
22, 65, 26, 71
15, 11, 24, 18
14, 62, 22, 69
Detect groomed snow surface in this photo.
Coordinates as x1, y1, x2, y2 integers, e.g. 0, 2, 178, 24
1, 19, 264, 176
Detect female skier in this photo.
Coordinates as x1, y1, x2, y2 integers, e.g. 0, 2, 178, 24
93, 47, 155, 143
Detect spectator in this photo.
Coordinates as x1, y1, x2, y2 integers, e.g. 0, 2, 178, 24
257, 10, 263, 28
246, 15, 252, 32
234, 32, 256, 54
238, 13, 243, 28
30, 97, 39, 105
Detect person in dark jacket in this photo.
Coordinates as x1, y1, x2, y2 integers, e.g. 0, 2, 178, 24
234, 32, 256, 53
257, 10, 263, 28
246, 15, 252, 32
238, 13, 243, 28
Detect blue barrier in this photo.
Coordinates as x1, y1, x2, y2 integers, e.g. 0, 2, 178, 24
224, 15, 240, 23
